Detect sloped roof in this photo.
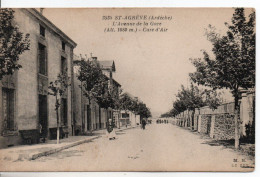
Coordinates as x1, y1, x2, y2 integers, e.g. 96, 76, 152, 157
113, 79, 121, 87
99, 60, 116, 72
123, 92, 138, 101
27, 9, 77, 48
102, 74, 121, 87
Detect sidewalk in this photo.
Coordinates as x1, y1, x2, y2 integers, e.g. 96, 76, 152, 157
174, 124, 255, 161
0, 125, 135, 162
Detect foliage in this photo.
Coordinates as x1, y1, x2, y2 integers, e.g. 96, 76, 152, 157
118, 93, 151, 118
189, 8, 255, 148
189, 8, 255, 96
48, 71, 70, 144
136, 102, 151, 119
77, 59, 104, 100
160, 112, 172, 118
48, 71, 70, 110
0, 8, 30, 80
118, 93, 134, 112
170, 83, 221, 116
77, 59, 121, 109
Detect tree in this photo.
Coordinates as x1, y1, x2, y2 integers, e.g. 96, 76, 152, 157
113, 87, 123, 110
172, 83, 221, 111
170, 84, 221, 128
160, 112, 170, 118
48, 71, 70, 144
170, 83, 221, 127
118, 93, 134, 112
136, 102, 151, 119
118, 93, 151, 121
94, 76, 122, 111
76, 59, 108, 132
189, 8, 255, 149
0, 8, 30, 80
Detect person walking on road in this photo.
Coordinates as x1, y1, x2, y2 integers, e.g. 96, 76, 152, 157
141, 119, 146, 130
106, 118, 116, 140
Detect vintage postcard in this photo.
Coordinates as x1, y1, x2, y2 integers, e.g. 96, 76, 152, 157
0, 8, 255, 172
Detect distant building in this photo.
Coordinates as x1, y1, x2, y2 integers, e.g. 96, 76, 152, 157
0, 9, 77, 148
117, 92, 141, 128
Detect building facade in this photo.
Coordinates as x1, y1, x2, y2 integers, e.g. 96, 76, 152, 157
73, 55, 120, 134
0, 9, 77, 148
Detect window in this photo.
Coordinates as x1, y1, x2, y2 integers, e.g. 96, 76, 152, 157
40, 25, 45, 37
62, 41, 65, 51
122, 113, 129, 118
38, 43, 47, 75
2, 88, 15, 130
61, 56, 67, 74
61, 98, 68, 126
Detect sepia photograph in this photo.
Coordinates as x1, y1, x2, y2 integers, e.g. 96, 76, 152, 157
0, 8, 255, 172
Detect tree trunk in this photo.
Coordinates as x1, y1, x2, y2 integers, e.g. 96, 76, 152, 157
89, 99, 92, 134
56, 99, 60, 144
118, 109, 121, 129
191, 109, 195, 130
234, 93, 240, 149
135, 114, 136, 127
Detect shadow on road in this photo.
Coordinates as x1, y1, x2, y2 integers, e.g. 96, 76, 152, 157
198, 134, 255, 158
116, 132, 126, 135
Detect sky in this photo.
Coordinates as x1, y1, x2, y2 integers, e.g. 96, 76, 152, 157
42, 8, 252, 116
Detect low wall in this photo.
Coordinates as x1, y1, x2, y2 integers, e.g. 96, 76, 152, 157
213, 114, 235, 140
176, 102, 237, 140
200, 115, 210, 134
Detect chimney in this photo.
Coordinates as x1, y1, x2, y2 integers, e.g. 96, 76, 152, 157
40, 8, 44, 15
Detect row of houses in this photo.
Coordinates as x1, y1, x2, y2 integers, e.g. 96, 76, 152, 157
0, 8, 140, 148
173, 89, 255, 141
72, 55, 141, 135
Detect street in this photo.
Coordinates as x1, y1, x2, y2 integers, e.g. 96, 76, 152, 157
0, 123, 254, 171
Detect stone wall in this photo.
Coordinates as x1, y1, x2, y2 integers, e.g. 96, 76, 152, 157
213, 114, 235, 140
194, 115, 199, 131
200, 115, 211, 134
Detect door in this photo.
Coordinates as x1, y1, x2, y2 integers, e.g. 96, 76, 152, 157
60, 98, 68, 126
39, 94, 48, 138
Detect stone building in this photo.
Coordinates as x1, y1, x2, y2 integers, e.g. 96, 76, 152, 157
72, 55, 121, 134
117, 110, 140, 128
0, 9, 77, 148
117, 92, 141, 128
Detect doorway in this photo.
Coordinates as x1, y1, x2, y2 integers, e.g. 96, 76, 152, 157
39, 94, 48, 138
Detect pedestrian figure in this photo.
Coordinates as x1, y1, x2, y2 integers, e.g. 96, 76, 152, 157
106, 118, 116, 140
141, 119, 146, 130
